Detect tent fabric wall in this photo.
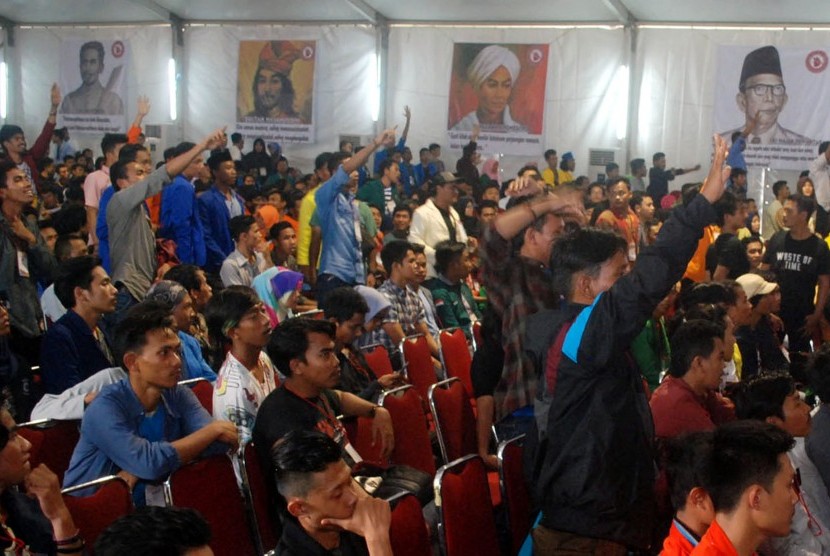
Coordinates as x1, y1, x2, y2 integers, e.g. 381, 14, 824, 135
183, 24, 377, 172
8, 25, 172, 154
386, 26, 628, 180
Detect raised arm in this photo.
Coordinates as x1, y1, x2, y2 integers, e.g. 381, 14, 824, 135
401, 106, 411, 142
343, 128, 396, 176
127, 95, 151, 144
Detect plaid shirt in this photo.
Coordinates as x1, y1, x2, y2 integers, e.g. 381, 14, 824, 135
362, 280, 425, 356
479, 223, 559, 419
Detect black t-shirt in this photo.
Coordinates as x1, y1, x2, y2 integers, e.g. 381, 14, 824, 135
705, 232, 749, 279
276, 516, 369, 556
763, 231, 830, 317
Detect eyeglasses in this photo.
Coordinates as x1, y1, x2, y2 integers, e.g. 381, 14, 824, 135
742, 83, 786, 97
794, 468, 823, 537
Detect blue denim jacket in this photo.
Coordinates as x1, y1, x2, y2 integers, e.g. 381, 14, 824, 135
63, 379, 226, 495
316, 166, 365, 284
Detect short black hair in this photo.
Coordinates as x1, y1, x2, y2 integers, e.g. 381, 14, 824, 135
478, 199, 498, 212
204, 285, 260, 344
95, 505, 211, 556
629, 191, 649, 210
109, 160, 129, 188
327, 152, 349, 174
392, 205, 412, 218
808, 343, 830, 402
680, 281, 737, 311
668, 319, 725, 378
172, 141, 196, 158
320, 287, 369, 323
630, 158, 646, 172
713, 190, 739, 227
380, 240, 414, 275
54, 233, 86, 262
101, 133, 128, 157
231, 132, 242, 143
113, 301, 176, 368
730, 167, 747, 179
433, 240, 467, 276
266, 317, 336, 377
163, 264, 204, 294
313, 152, 332, 173
731, 131, 743, 143
605, 162, 619, 173
772, 180, 788, 197
229, 215, 257, 242
544, 149, 557, 159
118, 143, 148, 164
272, 430, 343, 498
379, 159, 397, 175
653, 152, 666, 162
52, 204, 87, 235
269, 221, 294, 241
820, 141, 830, 156
733, 372, 795, 422
54, 255, 102, 309
788, 193, 816, 218
550, 228, 627, 299
429, 143, 441, 151
706, 420, 794, 513
665, 431, 714, 511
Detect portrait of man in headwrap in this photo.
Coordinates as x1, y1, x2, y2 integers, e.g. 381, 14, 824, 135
451, 44, 528, 132
245, 41, 302, 120
720, 45, 816, 145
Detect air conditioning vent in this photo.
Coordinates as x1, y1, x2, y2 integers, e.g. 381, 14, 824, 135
589, 149, 616, 166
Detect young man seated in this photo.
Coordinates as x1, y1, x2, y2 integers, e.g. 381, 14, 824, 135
662, 431, 715, 555
63, 302, 238, 505
272, 430, 393, 556
650, 319, 735, 440
95, 506, 212, 556
691, 420, 797, 555
40, 255, 117, 394
423, 240, 481, 332
321, 287, 405, 402
253, 318, 394, 498
732, 373, 830, 554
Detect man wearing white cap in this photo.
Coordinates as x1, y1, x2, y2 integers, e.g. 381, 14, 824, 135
734, 273, 787, 380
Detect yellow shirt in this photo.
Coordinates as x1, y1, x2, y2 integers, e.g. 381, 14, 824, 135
556, 169, 574, 184
296, 185, 321, 266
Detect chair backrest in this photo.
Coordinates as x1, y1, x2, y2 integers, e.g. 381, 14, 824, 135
62, 475, 133, 552
379, 385, 435, 475
185, 378, 213, 414
350, 416, 386, 465
439, 328, 474, 397
429, 378, 477, 464
239, 443, 280, 554
388, 492, 432, 556
498, 435, 531, 556
472, 321, 482, 352
434, 455, 501, 556
400, 334, 437, 400
16, 419, 80, 485
164, 454, 257, 556
360, 343, 395, 379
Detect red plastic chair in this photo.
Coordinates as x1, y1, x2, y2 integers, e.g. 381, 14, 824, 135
350, 416, 386, 465
239, 443, 280, 554
164, 454, 258, 556
388, 492, 432, 556
439, 328, 474, 397
62, 475, 133, 552
498, 435, 532, 555
16, 419, 80, 485
434, 455, 501, 556
379, 385, 436, 475
430, 378, 500, 505
400, 334, 438, 400
472, 321, 483, 352
360, 343, 395, 379
178, 378, 213, 414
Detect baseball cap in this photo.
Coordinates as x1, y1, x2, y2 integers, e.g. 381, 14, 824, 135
736, 273, 777, 299
432, 171, 462, 186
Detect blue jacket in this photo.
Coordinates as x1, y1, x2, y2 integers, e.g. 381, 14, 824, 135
96, 186, 115, 273
40, 310, 113, 394
315, 166, 364, 284
161, 175, 206, 266
197, 186, 246, 273
63, 379, 227, 495
413, 162, 437, 188
179, 331, 217, 382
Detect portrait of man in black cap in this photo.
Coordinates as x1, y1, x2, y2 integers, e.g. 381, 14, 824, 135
720, 45, 815, 145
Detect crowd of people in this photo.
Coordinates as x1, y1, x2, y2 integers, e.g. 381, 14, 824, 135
2, 81, 830, 555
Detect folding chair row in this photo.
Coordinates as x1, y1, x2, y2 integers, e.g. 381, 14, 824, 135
16, 418, 80, 485
61, 475, 134, 552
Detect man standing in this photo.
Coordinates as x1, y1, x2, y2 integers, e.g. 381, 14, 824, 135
357, 160, 402, 232
198, 150, 245, 274
40, 256, 117, 394
161, 141, 208, 266
424, 240, 481, 332
228, 132, 244, 162
51, 128, 76, 163
413, 148, 437, 191
762, 193, 830, 353
541, 149, 559, 187
648, 152, 700, 207
84, 133, 127, 248
595, 178, 640, 262
409, 172, 470, 276
809, 141, 830, 212
628, 158, 648, 193
763, 180, 789, 240
630, 191, 655, 249
220, 215, 270, 288
708, 191, 749, 280
61, 41, 124, 115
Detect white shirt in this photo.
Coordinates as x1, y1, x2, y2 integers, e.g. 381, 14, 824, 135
809, 154, 830, 212
409, 199, 468, 276
40, 284, 67, 324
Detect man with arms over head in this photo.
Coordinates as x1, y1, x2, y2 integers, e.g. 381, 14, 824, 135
690, 421, 797, 556
273, 430, 393, 556
83, 133, 127, 248
161, 141, 209, 266
63, 302, 238, 505
761, 193, 830, 353
720, 46, 814, 146
61, 41, 124, 115
524, 136, 730, 553
40, 255, 117, 394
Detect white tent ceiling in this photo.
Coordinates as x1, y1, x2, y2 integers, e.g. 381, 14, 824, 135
4, 0, 830, 26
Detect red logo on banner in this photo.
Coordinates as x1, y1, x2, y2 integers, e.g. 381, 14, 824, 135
806, 50, 828, 73
529, 48, 544, 64
302, 46, 315, 60
111, 41, 125, 58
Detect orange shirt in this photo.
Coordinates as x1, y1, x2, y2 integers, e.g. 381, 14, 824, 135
684, 225, 718, 282
661, 520, 699, 556
690, 519, 738, 556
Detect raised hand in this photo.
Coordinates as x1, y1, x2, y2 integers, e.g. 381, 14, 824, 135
701, 134, 731, 204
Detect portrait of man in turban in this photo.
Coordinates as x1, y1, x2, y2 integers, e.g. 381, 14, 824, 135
720, 45, 816, 145
451, 44, 528, 133
245, 41, 302, 120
